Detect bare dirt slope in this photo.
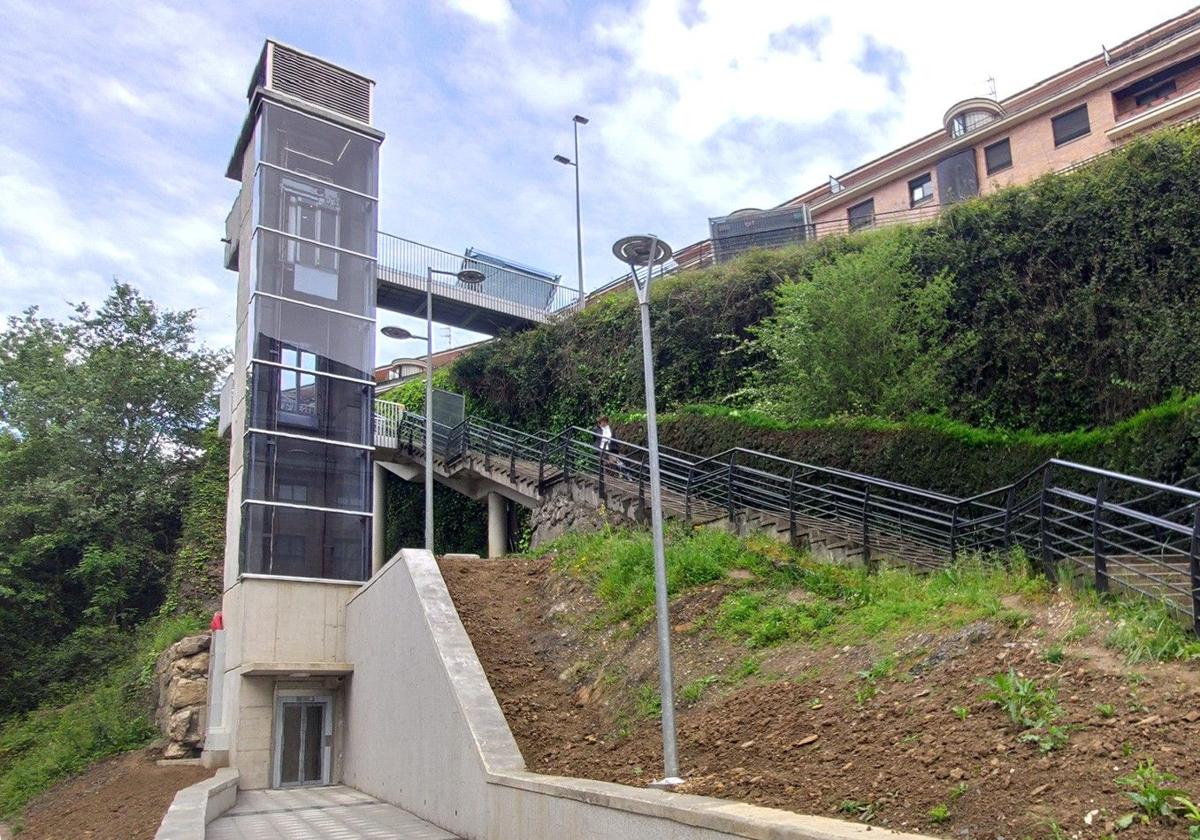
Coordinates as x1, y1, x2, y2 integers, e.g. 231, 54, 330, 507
16, 749, 211, 840
442, 555, 1200, 839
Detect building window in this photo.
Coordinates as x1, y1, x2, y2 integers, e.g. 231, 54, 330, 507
984, 138, 1013, 175
847, 198, 875, 232
1051, 104, 1090, 146
1113, 54, 1200, 118
949, 110, 997, 138
1134, 80, 1177, 108
908, 173, 934, 207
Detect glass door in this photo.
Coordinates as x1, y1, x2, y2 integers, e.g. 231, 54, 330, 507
274, 695, 332, 787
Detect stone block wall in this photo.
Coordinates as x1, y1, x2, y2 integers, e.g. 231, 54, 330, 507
153, 632, 211, 759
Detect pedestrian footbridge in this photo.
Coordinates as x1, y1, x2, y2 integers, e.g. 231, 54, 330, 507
371, 400, 1200, 635
375, 232, 579, 335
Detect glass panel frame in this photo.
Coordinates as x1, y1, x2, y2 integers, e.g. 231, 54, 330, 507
249, 293, 375, 380
248, 362, 372, 445
241, 503, 370, 581
259, 101, 380, 196
243, 431, 371, 512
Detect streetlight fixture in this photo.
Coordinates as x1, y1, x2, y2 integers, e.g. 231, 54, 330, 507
612, 233, 681, 787
554, 114, 589, 309
380, 266, 485, 553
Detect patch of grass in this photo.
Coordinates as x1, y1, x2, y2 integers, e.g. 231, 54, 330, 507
837, 799, 878, 821
635, 684, 662, 719
949, 782, 968, 801
928, 803, 950, 824
1104, 597, 1200, 664
550, 528, 1049, 646
717, 591, 839, 648
1095, 702, 1116, 719
1062, 614, 1094, 644
547, 527, 775, 625
1042, 645, 1064, 664
729, 656, 761, 682
680, 675, 719, 704
1117, 759, 1187, 821
0, 612, 205, 821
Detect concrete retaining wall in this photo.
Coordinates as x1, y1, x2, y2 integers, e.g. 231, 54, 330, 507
343, 548, 931, 840
154, 767, 239, 840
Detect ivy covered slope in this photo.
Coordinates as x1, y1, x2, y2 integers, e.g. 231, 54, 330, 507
449, 237, 859, 430
447, 123, 1200, 487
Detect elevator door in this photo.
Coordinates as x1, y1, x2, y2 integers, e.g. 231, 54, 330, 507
274, 695, 332, 787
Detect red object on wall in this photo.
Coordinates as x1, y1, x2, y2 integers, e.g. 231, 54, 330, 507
211, 611, 224, 631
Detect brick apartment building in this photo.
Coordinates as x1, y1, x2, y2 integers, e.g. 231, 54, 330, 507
595, 6, 1200, 291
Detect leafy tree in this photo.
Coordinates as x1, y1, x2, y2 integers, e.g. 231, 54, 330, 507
750, 228, 952, 420
0, 282, 226, 717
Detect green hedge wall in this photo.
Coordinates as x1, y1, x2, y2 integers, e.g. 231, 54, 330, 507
613, 398, 1200, 496
912, 124, 1200, 431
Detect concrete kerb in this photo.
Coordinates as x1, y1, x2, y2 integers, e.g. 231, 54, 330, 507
154, 767, 239, 840
372, 547, 934, 840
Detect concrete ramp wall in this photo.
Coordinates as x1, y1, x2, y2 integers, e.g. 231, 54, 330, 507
343, 549, 931, 840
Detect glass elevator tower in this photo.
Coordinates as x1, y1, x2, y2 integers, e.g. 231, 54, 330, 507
224, 41, 383, 583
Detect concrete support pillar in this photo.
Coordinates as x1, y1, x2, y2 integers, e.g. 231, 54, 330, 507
372, 462, 386, 574
487, 492, 507, 559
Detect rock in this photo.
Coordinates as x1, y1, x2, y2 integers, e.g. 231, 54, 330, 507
1183, 710, 1200, 723
174, 634, 210, 658
173, 652, 210, 676
796, 735, 819, 747
162, 740, 193, 759
167, 677, 208, 710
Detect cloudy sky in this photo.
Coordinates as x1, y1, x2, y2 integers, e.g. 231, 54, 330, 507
0, 0, 1191, 361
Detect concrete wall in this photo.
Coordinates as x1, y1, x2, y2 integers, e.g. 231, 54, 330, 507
343, 548, 932, 840
206, 576, 359, 786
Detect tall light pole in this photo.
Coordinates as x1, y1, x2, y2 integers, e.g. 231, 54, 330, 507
612, 233, 680, 787
554, 113, 589, 308
381, 266, 484, 553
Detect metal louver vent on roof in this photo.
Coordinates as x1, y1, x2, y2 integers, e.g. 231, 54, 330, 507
266, 43, 372, 124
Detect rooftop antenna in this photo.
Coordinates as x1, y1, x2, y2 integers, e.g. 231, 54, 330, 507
986, 76, 997, 100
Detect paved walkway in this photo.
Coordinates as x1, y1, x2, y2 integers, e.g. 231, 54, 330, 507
206, 785, 458, 839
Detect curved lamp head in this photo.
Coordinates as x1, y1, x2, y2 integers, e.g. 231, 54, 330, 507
381, 326, 417, 341
456, 269, 487, 286
612, 235, 673, 268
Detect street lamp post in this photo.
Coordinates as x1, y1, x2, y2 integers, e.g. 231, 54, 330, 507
612, 234, 681, 787
554, 114, 589, 308
381, 266, 485, 554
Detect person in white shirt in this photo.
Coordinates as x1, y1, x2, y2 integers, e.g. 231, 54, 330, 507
595, 416, 614, 475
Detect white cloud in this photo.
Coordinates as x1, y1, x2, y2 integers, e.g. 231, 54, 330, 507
445, 0, 514, 27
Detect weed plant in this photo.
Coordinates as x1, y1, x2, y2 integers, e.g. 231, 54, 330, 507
1117, 759, 1188, 821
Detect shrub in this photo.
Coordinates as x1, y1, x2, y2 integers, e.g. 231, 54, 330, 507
751, 227, 952, 420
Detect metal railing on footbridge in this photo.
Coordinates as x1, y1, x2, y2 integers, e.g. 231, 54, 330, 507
372, 400, 1200, 634
376, 233, 581, 322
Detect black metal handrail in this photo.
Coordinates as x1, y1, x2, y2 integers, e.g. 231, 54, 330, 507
375, 402, 1200, 635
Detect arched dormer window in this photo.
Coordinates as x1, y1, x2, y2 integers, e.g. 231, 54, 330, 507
943, 98, 1005, 138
